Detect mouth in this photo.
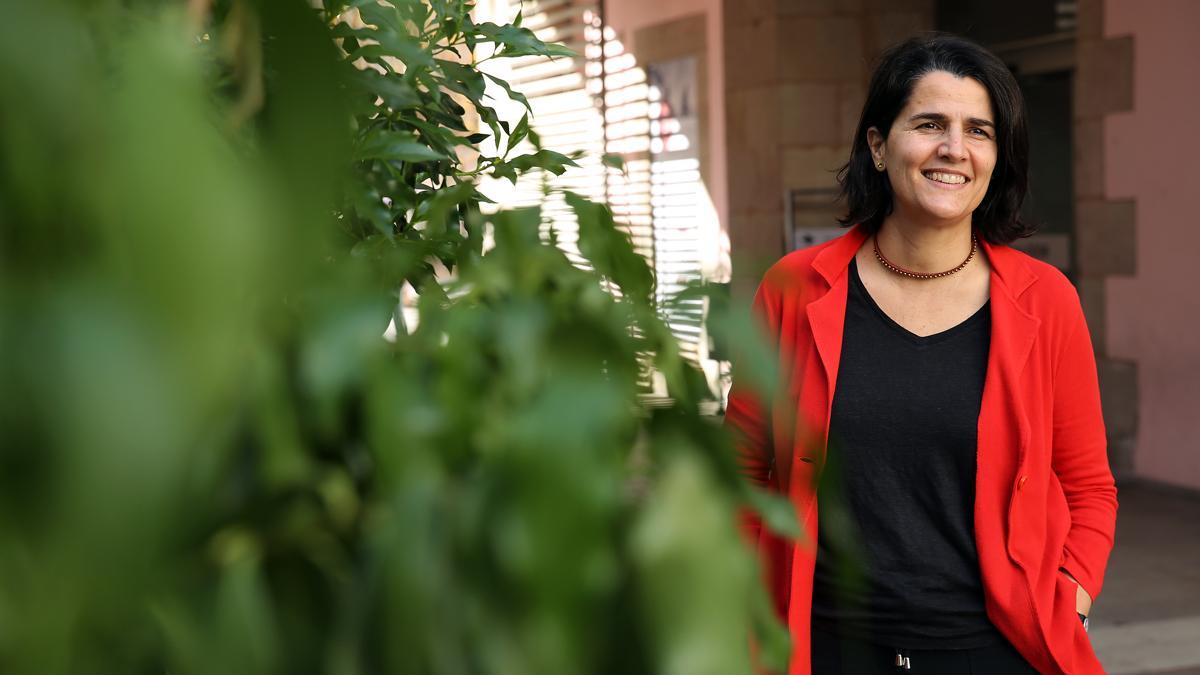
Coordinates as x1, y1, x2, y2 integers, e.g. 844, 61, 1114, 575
922, 170, 969, 185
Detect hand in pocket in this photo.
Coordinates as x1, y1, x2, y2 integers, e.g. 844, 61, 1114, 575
1060, 569, 1093, 616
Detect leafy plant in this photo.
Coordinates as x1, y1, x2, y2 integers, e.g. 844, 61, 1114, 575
0, 1, 793, 674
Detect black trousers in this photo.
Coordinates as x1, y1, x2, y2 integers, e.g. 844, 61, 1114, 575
811, 627, 1039, 674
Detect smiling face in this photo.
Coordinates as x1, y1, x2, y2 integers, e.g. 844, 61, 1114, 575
868, 70, 998, 230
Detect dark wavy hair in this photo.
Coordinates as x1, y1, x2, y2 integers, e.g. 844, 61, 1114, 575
837, 34, 1033, 244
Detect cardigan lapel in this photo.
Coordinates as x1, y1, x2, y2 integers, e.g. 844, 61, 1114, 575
978, 240, 1041, 467
804, 227, 867, 459
975, 240, 1042, 578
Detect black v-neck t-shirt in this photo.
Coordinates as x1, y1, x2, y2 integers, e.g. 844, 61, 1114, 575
811, 258, 1001, 649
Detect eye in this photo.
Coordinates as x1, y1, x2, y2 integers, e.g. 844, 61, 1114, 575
969, 127, 993, 139
918, 121, 940, 130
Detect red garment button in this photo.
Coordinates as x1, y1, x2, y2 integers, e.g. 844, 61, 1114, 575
1017, 475, 1029, 490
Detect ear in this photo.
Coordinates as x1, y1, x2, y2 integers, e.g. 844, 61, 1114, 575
866, 127, 886, 164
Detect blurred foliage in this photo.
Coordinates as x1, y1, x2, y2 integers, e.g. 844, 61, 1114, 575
0, 1, 792, 673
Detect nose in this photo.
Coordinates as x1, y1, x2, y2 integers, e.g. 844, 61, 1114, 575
939, 128, 968, 161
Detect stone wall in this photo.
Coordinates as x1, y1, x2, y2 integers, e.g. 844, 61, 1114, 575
1100, 0, 1200, 490
1074, 0, 1138, 479
722, 0, 934, 295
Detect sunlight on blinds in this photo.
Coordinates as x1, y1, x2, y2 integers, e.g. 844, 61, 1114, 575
474, 0, 725, 403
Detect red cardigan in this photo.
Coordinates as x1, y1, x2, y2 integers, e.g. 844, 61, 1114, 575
725, 226, 1118, 674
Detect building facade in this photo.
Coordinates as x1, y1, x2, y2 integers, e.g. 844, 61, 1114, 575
479, 0, 1200, 492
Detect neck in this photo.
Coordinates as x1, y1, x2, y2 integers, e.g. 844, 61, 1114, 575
875, 215, 975, 274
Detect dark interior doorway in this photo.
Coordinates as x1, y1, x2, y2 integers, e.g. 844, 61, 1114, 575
937, 0, 1077, 276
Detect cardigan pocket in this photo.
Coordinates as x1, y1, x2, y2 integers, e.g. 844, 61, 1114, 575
1053, 568, 1092, 645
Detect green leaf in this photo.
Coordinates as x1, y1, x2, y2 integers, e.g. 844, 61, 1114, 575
483, 72, 531, 111
526, 126, 542, 148
506, 112, 530, 154
351, 233, 427, 286
505, 149, 577, 176
492, 206, 542, 250
489, 148, 576, 184
348, 183, 394, 234
438, 60, 486, 102
475, 22, 577, 59
355, 4, 435, 69
491, 161, 518, 184
401, 115, 461, 157
415, 273, 450, 308
358, 133, 448, 163
751, 585, 794, 670
601, 153, 626, 172
475, 102, 504, 145
566, 192, 653, 304
631, 455, 760, 675
375, 30, 435, 69
352, 70, 421, 110
425, 103, 469, 132
345, 42, 387, 63
330, 22, 363, 40
354, 2, 404, 34
745, 488, 803, 541
412, 180, 476, 236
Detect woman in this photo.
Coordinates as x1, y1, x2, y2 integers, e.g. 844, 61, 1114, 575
725, 35, 1117, 674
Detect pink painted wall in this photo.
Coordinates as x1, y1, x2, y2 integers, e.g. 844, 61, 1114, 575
606, 0, 728, 234
1104, 0, 1200, 490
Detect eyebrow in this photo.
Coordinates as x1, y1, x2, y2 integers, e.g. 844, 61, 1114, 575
908, 112, 995, 128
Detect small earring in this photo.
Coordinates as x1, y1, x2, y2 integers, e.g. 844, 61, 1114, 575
876, 162, 884, 170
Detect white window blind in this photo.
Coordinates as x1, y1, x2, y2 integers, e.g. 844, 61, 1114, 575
475, 0, 724, 402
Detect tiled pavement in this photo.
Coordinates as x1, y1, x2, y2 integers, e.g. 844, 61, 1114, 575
1088, 480, 1200, 674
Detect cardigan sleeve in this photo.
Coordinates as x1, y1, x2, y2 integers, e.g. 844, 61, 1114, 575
724, 278, 782, 544
1051, 298, 1119, 601
725, 276, 786, 487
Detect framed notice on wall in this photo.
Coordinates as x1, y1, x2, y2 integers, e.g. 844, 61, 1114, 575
785, 187, 843, 252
